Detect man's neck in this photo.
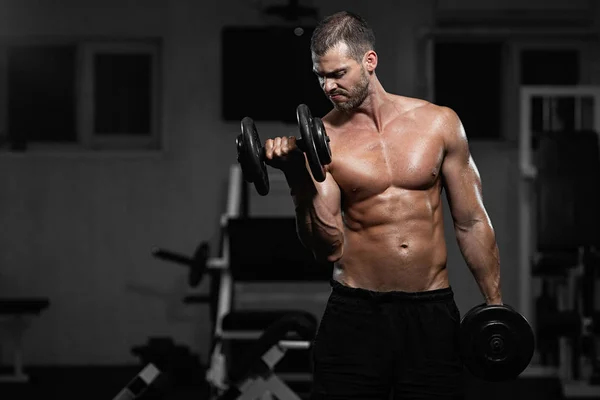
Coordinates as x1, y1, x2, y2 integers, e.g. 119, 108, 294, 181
346, 79, 389, 132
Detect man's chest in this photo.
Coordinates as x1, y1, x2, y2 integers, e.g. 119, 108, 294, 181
328, 128, 445, 197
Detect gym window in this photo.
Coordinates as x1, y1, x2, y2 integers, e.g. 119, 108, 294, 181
0, 38, 162, 152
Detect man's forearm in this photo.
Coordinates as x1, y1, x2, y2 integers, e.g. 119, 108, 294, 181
284, 168, 344, 262
455, 220, 502, 304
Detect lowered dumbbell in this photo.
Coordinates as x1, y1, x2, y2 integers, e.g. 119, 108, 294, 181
236, 104, 332, 196
151, 242, 209, 287
460, 303, 535, 382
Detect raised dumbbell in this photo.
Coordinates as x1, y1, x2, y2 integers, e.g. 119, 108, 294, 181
460, 303, 535, 382
236, 104, 332, 196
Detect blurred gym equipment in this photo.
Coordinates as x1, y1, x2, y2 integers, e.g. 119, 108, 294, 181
153, 164, 331, 399
112, 363, 161, 400
0, 298, 49, 382
519, 85, 600, 397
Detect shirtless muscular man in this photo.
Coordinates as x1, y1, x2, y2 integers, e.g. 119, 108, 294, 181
265, 11, 502, 400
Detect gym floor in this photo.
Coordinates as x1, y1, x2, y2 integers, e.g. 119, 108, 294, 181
0, 365, 578, 400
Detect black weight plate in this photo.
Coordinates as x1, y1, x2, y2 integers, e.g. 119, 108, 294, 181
240, 117, 269, 196
313, 117, 332, 165
297, 104, 326, 182
460, 304, 534, 382
235, 133, 253, 182
236, 120, 256, 183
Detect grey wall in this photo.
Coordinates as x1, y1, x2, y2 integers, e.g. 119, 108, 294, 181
0, 0, 597, 366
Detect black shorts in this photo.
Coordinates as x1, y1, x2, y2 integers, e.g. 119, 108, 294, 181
310, 280, 465, 400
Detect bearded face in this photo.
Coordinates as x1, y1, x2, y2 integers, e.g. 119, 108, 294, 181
312, 42, 371, 113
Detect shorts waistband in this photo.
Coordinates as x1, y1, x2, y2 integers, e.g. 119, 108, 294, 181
330, 279, 454, 302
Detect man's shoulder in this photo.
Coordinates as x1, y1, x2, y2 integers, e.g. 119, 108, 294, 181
391, 95, 457, 123
391, 93, 430, 110
402, 98, 462, 138
388, 96, 464, 149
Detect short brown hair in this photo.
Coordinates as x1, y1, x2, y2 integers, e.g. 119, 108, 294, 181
310, 11, 376, 62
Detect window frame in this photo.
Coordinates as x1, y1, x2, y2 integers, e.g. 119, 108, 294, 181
0, 36, 162, 153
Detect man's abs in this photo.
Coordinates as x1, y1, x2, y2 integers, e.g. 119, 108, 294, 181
333, 186, 449, 293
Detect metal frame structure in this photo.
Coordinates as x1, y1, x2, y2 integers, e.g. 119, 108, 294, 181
518, 85, 600, 326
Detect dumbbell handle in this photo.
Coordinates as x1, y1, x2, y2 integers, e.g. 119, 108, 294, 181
255, 129, 331, 162
152, 248, 192, 267
257, 137, 307, 160
152, 247, 227, 269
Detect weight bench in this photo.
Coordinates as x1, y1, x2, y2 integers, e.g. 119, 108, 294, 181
0, 297, 50, 382
216, 311, 317, 400
202, 216, 332, 400
153, 166, 331, 399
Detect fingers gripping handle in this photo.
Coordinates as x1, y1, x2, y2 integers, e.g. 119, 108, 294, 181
255, 138, 306, 161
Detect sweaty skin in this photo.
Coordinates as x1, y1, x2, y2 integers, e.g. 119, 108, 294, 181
265, 42, 501, 303
321, 97, 490, 293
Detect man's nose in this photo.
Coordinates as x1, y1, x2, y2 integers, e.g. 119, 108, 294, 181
323, 78, 337, 93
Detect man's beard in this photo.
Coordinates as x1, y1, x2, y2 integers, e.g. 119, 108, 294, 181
331, 68, 370, 112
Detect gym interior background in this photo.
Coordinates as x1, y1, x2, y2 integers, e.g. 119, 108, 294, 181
0, 0, 599, 399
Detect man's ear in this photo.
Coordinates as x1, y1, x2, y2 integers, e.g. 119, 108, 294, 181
364, 50, 378, 72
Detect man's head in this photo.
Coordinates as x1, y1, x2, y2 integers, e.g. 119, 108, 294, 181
310, 11, 377, 112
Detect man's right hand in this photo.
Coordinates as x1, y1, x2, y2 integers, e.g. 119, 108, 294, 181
264, 136, 306, 173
